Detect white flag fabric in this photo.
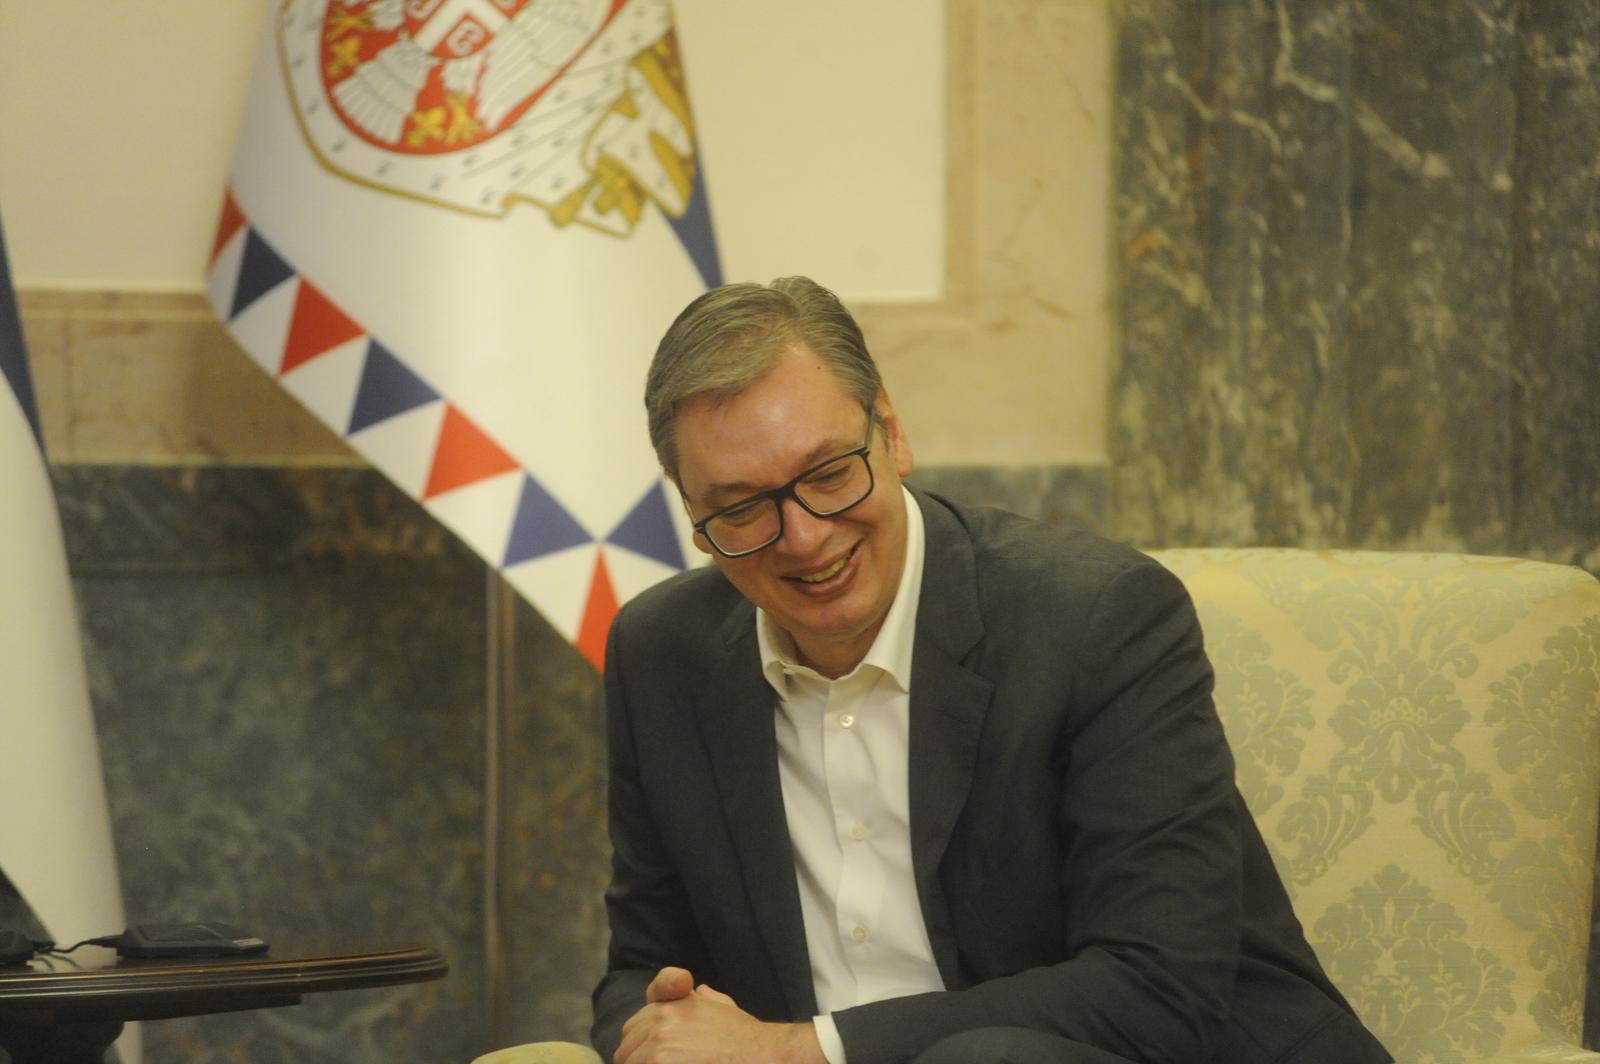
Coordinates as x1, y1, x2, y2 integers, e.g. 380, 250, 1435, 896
208, 0, 721, 668
0, 214, 128, 979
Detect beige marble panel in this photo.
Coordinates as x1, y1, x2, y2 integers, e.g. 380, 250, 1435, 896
864, 0, 1113, 467
20, 291, 356, 466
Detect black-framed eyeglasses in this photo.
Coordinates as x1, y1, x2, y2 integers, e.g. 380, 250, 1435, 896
686, 410, 878, 558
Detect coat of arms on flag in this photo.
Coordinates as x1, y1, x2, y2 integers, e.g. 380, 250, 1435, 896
210, 0, 722, 668
281, 0, 703, 236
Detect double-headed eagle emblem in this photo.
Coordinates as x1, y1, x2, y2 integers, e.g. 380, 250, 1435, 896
279, 0, 701, 233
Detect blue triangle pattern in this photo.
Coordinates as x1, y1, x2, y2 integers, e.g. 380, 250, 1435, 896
347, 339, 440, 434
666, 157, 724, 289
229, 229, 296, 320
503, 474, 593, 567
607, 480, 686, 571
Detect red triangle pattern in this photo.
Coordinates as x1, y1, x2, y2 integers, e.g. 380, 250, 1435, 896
576, 551, 619, 672
210, 188, 246, 268
423, 404, 521, 500
279, 279, 366, 375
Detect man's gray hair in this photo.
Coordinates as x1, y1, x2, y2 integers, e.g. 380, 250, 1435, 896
645, 276, 883, 481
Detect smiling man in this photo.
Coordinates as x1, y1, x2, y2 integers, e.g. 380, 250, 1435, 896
592, 277, 1391, 1064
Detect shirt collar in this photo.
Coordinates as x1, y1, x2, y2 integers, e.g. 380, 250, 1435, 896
758, 485, 924, 696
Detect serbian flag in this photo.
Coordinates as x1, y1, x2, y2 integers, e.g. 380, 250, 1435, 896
208, 0, 721, 669
0, 214, 129, 1002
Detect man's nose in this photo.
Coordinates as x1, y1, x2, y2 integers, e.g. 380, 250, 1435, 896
776, 495, 831, 554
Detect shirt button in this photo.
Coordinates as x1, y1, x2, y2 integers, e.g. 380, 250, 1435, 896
839, 714, 856, 729
850, 823, 869, 841
851, 925, 869, 943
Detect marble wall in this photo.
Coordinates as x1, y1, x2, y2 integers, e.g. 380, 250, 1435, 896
40, 464, 611, 1061
1111, 0, 1600, 571
58, 467, 497, 1060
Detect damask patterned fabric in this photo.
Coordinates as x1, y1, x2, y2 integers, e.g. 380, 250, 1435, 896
1151, 549, 1600, 1063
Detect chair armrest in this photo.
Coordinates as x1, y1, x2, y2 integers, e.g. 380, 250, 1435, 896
1473, 1042, 1600, 1063
471, 1042, 603, 1064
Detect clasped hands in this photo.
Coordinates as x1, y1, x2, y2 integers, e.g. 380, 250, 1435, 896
615, 966, 826, 1064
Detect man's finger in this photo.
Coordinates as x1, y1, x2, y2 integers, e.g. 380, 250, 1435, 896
616, 999, 663, 1064
645, 965, 694, 1003
694, 983, 736, 1006
619, 1003, 645, 1042
613, 1016, 644, 1064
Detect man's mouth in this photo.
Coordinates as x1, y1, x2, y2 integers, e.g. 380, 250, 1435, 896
794, 543, 859, 584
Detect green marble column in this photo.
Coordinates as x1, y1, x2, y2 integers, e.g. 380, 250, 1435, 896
1112, 0, 1599, 571
1508, 3, 1600, 568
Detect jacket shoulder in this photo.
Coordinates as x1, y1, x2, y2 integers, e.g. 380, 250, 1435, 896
913, 490, 1194, 667
924, 490, 1164, 591
608, 562, 746, 661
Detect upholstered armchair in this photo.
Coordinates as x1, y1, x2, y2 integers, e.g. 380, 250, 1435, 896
474, 549, 1600, 1064
1149, 549, 1600, 1062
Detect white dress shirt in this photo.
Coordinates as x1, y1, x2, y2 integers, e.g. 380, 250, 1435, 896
757, 487, 945, 1064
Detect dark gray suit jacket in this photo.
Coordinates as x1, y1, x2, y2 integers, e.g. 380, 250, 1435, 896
592, 489, 1390, 1064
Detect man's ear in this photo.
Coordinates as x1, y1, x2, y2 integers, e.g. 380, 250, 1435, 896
875, 390, 914, 478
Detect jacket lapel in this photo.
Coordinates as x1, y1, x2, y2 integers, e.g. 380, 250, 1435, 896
695, 601, 818, 1018
906, 491, 994, 988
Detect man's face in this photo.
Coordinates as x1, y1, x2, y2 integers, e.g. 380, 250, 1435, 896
673, 344, 914, 678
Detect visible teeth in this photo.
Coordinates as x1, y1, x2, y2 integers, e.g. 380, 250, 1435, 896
798, 553, 850, 583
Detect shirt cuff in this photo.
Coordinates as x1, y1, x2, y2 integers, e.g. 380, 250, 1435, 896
813, 1013, 848, 1064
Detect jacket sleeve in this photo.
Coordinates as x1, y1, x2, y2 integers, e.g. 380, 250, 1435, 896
833, 558, 1245, 1064
588, 608, 715, 1062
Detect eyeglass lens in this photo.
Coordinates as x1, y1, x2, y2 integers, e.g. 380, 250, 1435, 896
704, 453, 873, 555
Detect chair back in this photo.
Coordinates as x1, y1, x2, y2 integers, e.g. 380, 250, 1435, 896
1151, 549, 1600, 1062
